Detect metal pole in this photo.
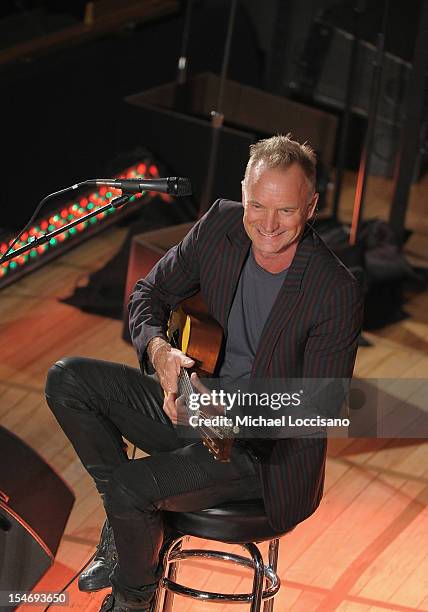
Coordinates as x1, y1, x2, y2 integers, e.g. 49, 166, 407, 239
177, 0, 193, 85
332, 1, 365, 221
199, 0, 238, 217
349, 0, 389, 245
389, 0, 428, 246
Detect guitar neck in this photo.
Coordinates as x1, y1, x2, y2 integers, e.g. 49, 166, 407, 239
177, 368, 232, 441
168, 298, 234, 461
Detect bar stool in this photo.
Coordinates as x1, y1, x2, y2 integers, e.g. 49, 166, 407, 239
152, 499, 291, 612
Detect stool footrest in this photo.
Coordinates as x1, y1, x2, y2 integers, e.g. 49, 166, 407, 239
161, 548, 280, 603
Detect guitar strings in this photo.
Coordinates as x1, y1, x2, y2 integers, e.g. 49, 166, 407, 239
170, 328, 232, 446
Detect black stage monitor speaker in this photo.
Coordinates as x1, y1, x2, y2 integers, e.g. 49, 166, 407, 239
119, 93, 255, 207
0, 426, 75, 598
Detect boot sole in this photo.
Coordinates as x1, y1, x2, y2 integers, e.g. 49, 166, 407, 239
78, 576, 111, 593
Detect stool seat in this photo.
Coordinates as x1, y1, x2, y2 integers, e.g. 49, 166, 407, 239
165, 499, 287, 544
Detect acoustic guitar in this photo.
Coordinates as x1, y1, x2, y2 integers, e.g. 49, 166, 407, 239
167, 293, 235, 462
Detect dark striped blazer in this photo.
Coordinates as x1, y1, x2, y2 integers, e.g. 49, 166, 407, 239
129, 199, 363, 532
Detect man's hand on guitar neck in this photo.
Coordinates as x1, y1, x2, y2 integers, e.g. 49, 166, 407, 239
189, 372, 226, 418
147, 337, 195, 425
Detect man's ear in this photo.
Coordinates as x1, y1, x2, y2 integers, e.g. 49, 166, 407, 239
308, 193, 319, 219
241, 180, 245, 205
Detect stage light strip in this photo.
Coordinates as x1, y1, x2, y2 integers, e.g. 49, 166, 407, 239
0, 161, 170, 283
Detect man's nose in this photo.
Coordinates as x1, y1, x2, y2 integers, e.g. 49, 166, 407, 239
262, 210, 279, 233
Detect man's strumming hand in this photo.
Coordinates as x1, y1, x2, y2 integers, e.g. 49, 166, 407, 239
147, 337, 194, 425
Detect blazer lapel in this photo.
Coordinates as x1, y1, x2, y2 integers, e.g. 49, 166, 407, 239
216, 216, 251, 331
251, 228, 315, 376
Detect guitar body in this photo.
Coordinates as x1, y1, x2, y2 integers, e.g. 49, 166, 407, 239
168, 293, 223, 376
168, 294, 234, 462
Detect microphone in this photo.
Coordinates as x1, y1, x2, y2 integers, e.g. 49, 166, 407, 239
83, 177, 192, 197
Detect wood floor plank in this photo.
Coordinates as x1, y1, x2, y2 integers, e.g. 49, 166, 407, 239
279, 462, 382, 574
350, 492, 428, 607
0, 385, 31, 419
389, 550, 428, 609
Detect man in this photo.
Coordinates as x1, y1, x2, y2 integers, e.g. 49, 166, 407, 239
45, 135, 363, 611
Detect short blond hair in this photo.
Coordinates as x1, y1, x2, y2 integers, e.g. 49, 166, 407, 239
244, 134, 317, 191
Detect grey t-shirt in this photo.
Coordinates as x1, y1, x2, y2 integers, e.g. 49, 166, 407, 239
218, 248, 288, 382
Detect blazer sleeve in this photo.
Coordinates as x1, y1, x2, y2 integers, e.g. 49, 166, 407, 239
303, 279, 363, 379
128, 217, 203, 373
299, 279, 364, 423
127, 199, 227, 372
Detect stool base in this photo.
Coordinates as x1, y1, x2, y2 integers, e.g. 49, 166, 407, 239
153, 536, 281, 612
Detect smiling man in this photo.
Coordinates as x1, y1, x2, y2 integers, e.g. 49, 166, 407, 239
242, 156, 318, 272
45, 134, 363, 612
218, 140, 319, 384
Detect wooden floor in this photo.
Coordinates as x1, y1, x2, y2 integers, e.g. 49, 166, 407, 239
1, 171, 427, 611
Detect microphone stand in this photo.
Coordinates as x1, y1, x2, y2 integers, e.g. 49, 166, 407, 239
0, 193, 131, 265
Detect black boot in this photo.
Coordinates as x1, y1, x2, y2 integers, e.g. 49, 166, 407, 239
78, 520, 117, 592
99, 584, 158, 612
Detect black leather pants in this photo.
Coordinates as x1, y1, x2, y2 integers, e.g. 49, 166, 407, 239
45, 357, 263, 599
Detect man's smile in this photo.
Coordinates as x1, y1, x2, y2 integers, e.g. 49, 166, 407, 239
256, 228, 284, 238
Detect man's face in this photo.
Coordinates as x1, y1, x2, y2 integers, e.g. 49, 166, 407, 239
242, 162, 318, 261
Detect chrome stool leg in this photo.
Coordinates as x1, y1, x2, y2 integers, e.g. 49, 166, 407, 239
151, 537, 184, 612
162, 538, 183, 612
263, 539, 279, 612
242, 543, 265, 612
